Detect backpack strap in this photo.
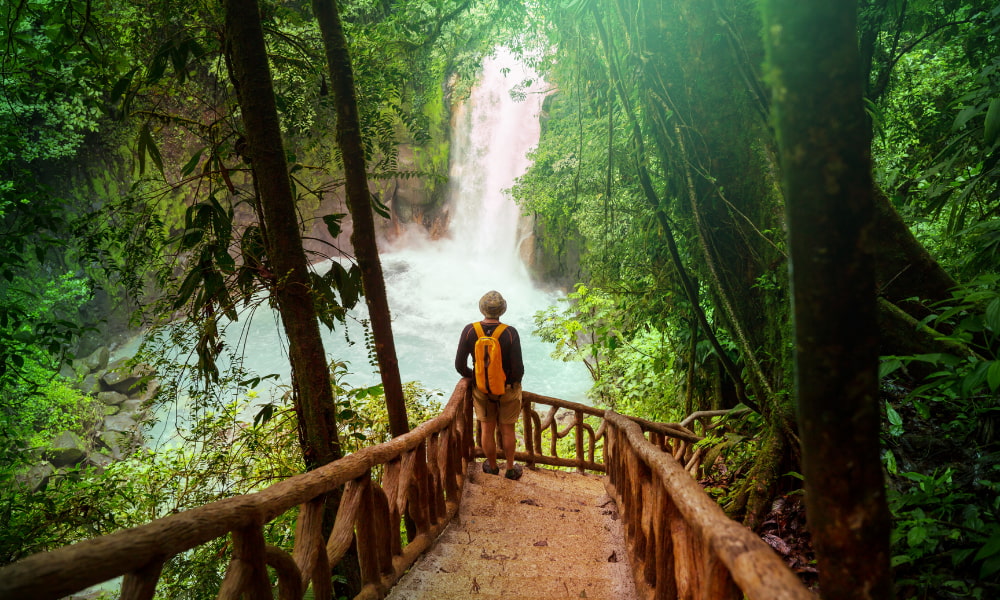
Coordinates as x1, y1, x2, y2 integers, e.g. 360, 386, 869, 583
472, 322, 507, 340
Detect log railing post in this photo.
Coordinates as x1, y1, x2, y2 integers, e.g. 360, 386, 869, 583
522, 397, 535, 467
292, 497, 330, 600
427, 432, 446, 520
574, 409, 585, 472
370, 483, 394, 580
218, 525, 271, 600
120, 560, 163, 600
355, 474, 379, 588
652, 482, 677, 600
265, 545, 304, 600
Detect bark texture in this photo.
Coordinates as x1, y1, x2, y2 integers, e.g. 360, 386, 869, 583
312, 0, 409, 438
223, 0, 341, 467
763, 1, 893, 598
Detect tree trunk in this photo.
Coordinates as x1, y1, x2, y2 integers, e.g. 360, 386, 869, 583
223, 0, 342, 468
872, 189, 958, 313
312, 0, 409, 439
763, 1, 893, 598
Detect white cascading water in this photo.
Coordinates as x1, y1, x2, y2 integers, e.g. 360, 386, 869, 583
147, 51, 589, 445
373, 50, 590, 401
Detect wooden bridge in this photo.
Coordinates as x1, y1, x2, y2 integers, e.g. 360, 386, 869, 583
0, 380, 812, 600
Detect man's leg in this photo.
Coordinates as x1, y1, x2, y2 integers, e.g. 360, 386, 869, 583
500, 422, 517, 470
481, 419, 498, 471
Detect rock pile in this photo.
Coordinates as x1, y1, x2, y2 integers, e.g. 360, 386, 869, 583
17, 346, 158, 493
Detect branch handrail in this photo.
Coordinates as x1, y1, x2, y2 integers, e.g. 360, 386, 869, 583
603, 410, 812, 599
0, 380, 478, 600
512, 391, 702, 473
0, 380, 730, 600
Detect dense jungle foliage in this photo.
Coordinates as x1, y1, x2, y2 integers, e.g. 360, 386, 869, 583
1, 0, 998, 598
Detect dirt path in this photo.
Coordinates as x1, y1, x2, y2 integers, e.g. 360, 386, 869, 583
386, 462, 638, 599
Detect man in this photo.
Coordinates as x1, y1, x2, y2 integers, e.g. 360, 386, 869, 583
455, 290, 525, 480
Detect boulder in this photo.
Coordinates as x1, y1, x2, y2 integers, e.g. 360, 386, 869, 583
97, 391, 128, 406
71, 357, 90, 378
101, 361, 152, 395
78, 372, 102, 395
82, 452, 114, 472
103, 405, 120, 416
82, 346, 110, 372
58, 362, 77, 380
103, 414, 138, 433
138, 379, 161, 403
99, 431, 130, 459
16, 461, 55, 493
47, 431, 87, 467
101, 369, 135, 394
119, 399, 147, 420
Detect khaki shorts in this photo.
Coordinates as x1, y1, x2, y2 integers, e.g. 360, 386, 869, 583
472, 383, 522, 425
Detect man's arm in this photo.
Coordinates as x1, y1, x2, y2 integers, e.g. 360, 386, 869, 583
507, 327, 524, 384
455, 324, 474, 378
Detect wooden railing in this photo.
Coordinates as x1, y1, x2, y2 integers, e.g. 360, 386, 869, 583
512, 391, 704, 473
604, 411, 813, 600
0, 379, 478, 600
0, 380, 807, 600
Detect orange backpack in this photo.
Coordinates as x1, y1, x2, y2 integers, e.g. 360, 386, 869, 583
472, 322, 508, 395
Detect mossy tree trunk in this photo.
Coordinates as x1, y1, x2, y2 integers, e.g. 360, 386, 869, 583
312, 0, 409, 439
222, 0, 342, 469
763, 1, 894, 597
224, 3, 369, 594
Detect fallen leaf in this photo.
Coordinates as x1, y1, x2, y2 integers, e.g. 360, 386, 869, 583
533, 540, 548, 547
762, 533, 792, 556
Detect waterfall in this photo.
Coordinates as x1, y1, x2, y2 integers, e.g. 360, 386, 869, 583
145, 51, 589, 445
374, 50, 589, 402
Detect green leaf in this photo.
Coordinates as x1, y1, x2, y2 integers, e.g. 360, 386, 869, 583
371, 193, 390, 219
253, 404, 274, 427
953, 104, 980, 131
985, 98, 1000, 146
323, 213, 347, 239
975, 531, 1000, 561
886, 403, 903, 427
180, 148, 205, 177
908, 525, 928, 547
137, 123, 163, 175
891, 554, 913, 568
987, 361, 1000, 394
880, 358, 902, 378
884, 449, 898, 475
986, 298, 1000, 334
981, 555, 1000, 579
173, 266, 203, 310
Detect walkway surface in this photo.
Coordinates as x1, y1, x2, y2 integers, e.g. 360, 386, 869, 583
386, 462, 638, 599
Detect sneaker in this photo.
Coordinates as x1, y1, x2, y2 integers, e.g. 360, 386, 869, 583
504, 464, 523, 480
482, 461, 500, 475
